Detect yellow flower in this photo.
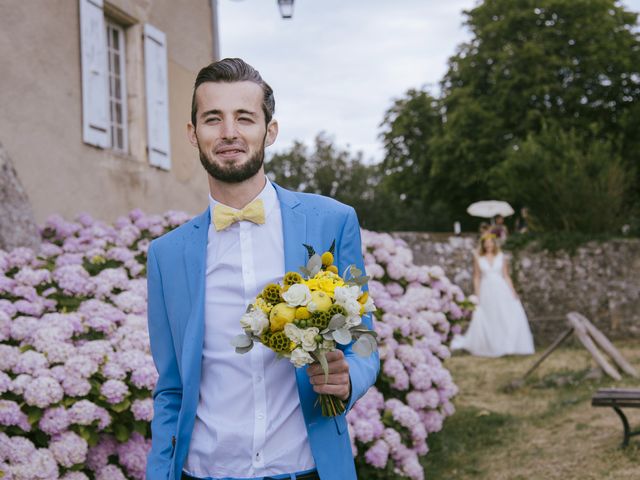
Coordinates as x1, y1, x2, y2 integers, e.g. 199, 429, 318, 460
262, 283, 283, 304
318, 278, 338, 296
284, 271, 303, 286
307, 270, 345, 297
255, 297, 272, 314
309, 291, 332, 312
321, 251, 334, 266
316, 270, 344, 284
295, 306, 311, 320
358, 291, 369, 304
268, 330, 296, 353
304, 278, 320, 291
269, 303, 296, 331
90, 255, 106, 265
326, 265, 339, 274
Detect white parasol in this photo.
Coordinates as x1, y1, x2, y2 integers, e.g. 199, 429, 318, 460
466, 200, 515, 218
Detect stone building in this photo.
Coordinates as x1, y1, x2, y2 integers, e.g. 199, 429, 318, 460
0, 0, 219, 222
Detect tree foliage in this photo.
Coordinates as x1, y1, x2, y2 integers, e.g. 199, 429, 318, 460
378, 90, 454, 231
494, 122, 631, 233
265, 133, 386, 230
380, 0, 640, 232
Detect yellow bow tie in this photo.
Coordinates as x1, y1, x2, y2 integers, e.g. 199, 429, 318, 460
213, 199, 265, 231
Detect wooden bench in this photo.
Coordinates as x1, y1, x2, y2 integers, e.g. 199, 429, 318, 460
592, 388, 640, 447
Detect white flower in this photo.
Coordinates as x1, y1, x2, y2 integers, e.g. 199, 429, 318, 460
290, 348, 314, 368
284, 323, 303, 344
240, 308, 269, 336
342, 298, 362, 317
301, 327, 320, 352
307, 301, 318, 313
334, 285, 361, 304
345, 315, 362, 328
334, 286, 363, 316
363, 296, 376, 313
282, 284, 311, 307
321, 339, 336, 351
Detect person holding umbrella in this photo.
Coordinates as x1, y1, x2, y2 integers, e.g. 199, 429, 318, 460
490, 214, 508, 242
452, 201, 535, 357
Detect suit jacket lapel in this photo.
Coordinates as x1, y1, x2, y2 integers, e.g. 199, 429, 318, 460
182, 208, 209, 394
274, 183, 307, 273
273, 183, 320, 419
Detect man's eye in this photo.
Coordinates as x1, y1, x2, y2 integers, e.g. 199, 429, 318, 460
238, 117, 254, 123
205, 117, 220, 123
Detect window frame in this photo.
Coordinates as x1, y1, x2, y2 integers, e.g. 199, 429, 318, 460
105, 18, 129, 155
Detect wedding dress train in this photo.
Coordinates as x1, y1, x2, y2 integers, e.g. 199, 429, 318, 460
452, 252, 534, 357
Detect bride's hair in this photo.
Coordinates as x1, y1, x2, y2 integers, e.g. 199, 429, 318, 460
477, 233, 501, 256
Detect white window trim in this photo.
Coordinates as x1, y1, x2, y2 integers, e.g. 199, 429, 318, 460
106, 19, 129, 154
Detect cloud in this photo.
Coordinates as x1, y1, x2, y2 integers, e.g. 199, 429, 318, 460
219, 0, 640, 162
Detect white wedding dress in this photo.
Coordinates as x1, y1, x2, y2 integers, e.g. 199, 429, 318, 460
452, 252, 535, 357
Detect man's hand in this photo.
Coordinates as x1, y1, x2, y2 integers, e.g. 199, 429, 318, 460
306, 350, 351, 401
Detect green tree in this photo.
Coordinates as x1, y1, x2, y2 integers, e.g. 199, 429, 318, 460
494, 122, 630, 233
378, 90, 455, 231
381, 0, 640, 232
265, 133, 387, 230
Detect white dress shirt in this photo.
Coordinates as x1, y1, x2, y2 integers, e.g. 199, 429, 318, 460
183, 179, 315, 478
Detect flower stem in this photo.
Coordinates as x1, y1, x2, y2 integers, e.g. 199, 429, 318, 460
319, 394, 346, 417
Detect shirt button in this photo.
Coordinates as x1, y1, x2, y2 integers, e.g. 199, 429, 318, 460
257, 412, 264, 420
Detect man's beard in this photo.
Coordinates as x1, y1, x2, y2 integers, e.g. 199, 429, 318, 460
197, 137, 266, 184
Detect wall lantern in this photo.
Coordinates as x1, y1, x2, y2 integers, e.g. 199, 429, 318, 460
277, 0, 294, 19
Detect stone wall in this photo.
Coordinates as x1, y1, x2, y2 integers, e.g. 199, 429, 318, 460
395, 233, 640, 344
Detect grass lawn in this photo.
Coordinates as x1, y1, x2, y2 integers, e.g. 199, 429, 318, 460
423, 340, 640, 479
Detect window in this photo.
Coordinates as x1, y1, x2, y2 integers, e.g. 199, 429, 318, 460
79, 0, 171, 169
105, 20, 128, 153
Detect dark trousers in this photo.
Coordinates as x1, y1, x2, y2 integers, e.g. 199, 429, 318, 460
181, 470, 319, 480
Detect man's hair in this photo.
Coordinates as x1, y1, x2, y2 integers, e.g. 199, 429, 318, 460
190, 58, 275, 126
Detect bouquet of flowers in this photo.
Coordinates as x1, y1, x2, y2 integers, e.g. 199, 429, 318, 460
231, 242, 377, 417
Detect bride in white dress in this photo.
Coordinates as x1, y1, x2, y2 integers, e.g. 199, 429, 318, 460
452, 234, 535, 357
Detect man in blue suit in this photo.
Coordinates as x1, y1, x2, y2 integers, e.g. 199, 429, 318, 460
146, 58, 379, 480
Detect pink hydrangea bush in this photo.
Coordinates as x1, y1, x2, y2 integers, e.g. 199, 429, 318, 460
0, 211, 471, 480
0, 210, 189, 479
346, 231, 474, 480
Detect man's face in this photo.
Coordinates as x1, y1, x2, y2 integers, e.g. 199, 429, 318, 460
188, 81, 278, 183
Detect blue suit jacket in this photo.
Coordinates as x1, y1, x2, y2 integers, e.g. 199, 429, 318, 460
146, 184, 380, 480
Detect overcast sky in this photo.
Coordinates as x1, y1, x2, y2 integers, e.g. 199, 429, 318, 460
218, 0, 640, 163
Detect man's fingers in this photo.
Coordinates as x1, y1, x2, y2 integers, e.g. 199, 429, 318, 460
312, 383, 349, 399
324, 350, 344, 362
306, 358, 348, 376
308, 373, 349, 386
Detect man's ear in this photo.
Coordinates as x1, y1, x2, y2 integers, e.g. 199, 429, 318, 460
265, 119, 279, 148
187, 122, 198, 148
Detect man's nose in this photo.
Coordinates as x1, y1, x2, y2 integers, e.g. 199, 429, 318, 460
220, 120, 238, 140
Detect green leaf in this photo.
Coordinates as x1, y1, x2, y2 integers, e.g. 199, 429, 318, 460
349, 266, 362, 278
27, 408, 43, 426
302, 243, 316, 259
306, 254, 322, 276
230, 334, 253, 349
327, 314, 346, 330
110, 398, 131, 413
332, 328, 352, 346
235, 343, 254, 354
328, 239, 336, 255
313, 350, 330, 384
113, 423, 130, 443
133, 421, 149, 436
353, 334, 377, 357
